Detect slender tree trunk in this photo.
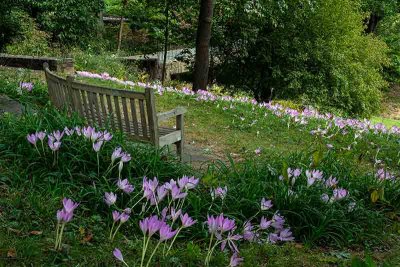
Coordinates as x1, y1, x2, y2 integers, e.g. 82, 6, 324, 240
161, 0, 170, 84
117, 16, 124, 53
117, 0, 128, 53
365, 13, 381, 33
193, 0, 215, 91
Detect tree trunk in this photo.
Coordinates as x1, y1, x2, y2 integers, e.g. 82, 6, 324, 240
161, 0, 170, 84
117, 16, 124, 53
365, 13, 381, 33
193, 0, 215, 91
117, 0, 128, 53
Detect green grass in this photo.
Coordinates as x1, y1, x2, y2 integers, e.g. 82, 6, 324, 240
371, 116, 400, 128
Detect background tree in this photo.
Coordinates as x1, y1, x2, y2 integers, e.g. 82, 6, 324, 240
193, 0, 215, 91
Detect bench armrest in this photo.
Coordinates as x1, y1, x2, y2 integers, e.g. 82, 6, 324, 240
157, 106, 187, 122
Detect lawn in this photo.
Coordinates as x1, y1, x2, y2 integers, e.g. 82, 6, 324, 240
0, 67, 400, 266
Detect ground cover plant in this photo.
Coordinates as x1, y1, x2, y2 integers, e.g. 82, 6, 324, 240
0, 69, 400, 265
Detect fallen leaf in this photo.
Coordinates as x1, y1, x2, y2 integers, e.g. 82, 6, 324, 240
81, 233, 93, 243
7, 248, 16, 258
29, 230, 42, 235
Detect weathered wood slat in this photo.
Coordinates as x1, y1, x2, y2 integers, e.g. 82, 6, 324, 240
138, 99, 148, 138
145, 88, 159, 146
99, 94, 107, 127
130, 99, 139, 135
105, 95, 115, 130
80, 90, 91, 123
113, 96, 123, 130
121, 97, 131, 133
72, 81, 146, 99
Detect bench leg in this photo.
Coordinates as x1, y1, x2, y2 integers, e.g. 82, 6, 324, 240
176, 114, 184, 161
176, 140, 183, 161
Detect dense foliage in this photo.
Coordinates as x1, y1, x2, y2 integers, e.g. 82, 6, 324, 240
210, 0, 390, 117
0, 0, 399, 114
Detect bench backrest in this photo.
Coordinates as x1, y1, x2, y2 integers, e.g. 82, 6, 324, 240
44, 63, 158, 144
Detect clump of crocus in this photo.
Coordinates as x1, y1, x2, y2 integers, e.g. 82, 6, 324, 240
205, 214, 240, 266
260, 198, 273, 210
139, 215, 178, 267
117, 178, 134, 194
211, 186, 228, 200
110, 209, 130, 241
55, 198, 79, 250
165, 212, 197, 255
104, 192, 117, 206
306, 169, 324, 187
20, 81, 33, 92
229, 253, 243, 267
376, 168, 395, 181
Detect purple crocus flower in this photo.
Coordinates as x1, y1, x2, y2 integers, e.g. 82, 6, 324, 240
121, 152, 131, 162
74, 126, 81, 136
268, 233, 280, 244
113, 248, 124, 263
212, 186, 227, 200
221, 232, 242, 252
102, 131, 113, 141
254, 147, 262, 155
91, 131, 101, 142
62, 198, 79, 213
64, 127, 74, 136
147, 216, 162, 237
332, 188, 348, 200
111, 147, 122, 163
48, 138, 61, 151
83, 126, 94, 139
170, 208, 182, 222
27, 133, 38, 145
20, 82, 34, 92
104, 192, 117, 206
159, 223, 177, 242
112, 211, 121, 222
56, 209, 73, 223
171, 184, 187, 200
271, 213, 285, 230
164, 179, 177, 190
52, 130, 64, 141
279, 228, 294, 241
178, 176, 199, 190
119, 213, 130, 223
260, 198, 273, 210
325, 176, 338, 188
139, 217, 149, 235
117, 179, 134, 194
35, 131, 46, 141
259, 216, 272, 230
180, 213, 197, 228
242, 221, 255, 242
93, 141, 104, 152
229, 253, 243, 267
156, 185, 168, 202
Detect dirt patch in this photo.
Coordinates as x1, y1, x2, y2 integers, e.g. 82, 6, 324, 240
0, 95, 22, 115
381, 84, 400, 119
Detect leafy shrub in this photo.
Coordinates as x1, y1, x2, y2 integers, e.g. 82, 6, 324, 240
211, 0, 390, 117
5, 13, 54, 56
36, 0, 104, 47
377, 14, 400, 83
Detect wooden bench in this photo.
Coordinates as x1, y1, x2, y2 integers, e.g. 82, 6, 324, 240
43, 63, 186, 158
